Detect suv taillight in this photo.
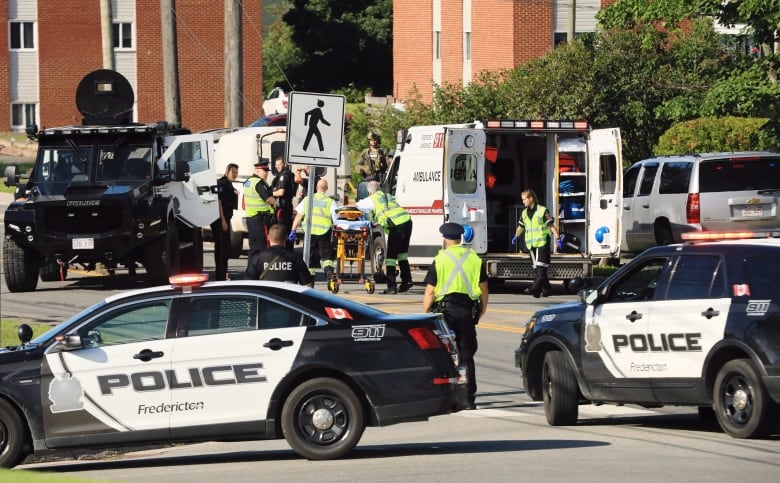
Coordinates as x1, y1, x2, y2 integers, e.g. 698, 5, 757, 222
686, 193, 700, 224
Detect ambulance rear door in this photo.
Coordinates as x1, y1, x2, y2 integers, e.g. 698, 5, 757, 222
586, 128, 622, 257
444, 128, 488, 253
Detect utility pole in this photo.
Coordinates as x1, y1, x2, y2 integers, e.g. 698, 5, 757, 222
161, 0, 182, 126
568, 0, 576, 43
99, 0, 114, 70
225, 0, 243, 127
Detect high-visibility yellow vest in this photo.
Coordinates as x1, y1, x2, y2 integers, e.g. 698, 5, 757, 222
432, 244, 482, 302
522, 205, 552, 248
300, 192, 334, 235
244, 177, 273, 217
369, 190, 410, 228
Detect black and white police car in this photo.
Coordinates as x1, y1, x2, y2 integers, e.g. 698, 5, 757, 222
515, 231, 780, 438
0, 275, 464, 467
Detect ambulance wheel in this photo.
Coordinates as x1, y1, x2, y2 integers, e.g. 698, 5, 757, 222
714, 359, 777, 438
366, 280, 375, 294
542, 350, 578, 426
0, 398, 30, 468
281, 377, 365, 460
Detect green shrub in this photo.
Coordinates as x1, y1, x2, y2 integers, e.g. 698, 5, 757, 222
655, 117, 768, 155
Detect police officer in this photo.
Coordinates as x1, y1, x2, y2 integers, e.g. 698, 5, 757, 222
355, 180, 413, 294
290, 178, 338, 281
244, 159, 276, 263
245, 224, 313, 286
271, 156, 295, 249
422, 222, 489, 410
512, 188, 560, 297
211, 163, 238, 281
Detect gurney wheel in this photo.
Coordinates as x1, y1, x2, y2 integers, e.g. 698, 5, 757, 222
328, 277, 340, 294
366, 280, 375, 294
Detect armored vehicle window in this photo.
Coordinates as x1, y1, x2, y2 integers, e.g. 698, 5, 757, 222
78, 300, 171, 347
449, 153, 478, 194
665, 255, 725, 300
186, 296, 258, 336
37, 148, 91, 184
658, 161, 692, 194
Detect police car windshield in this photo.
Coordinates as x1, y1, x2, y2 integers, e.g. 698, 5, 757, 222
31, 301, 108, 345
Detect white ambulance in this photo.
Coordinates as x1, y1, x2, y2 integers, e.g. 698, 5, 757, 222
214, 126, 351, 257
385, 119, 623, 284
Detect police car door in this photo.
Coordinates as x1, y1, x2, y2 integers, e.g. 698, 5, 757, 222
587, 128, 622, 257
580, 257, 668, 402
168, 294, 306, 435
444, 128, 487, 253
41, 299, 175, 442
159, 133, 219, 227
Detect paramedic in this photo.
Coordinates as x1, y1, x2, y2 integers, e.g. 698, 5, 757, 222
290, 178, 339, 281
422, 222, 488, 410
355, 180, 413, 294
513, 188, 560, 297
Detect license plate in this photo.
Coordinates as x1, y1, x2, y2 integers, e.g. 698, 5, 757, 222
741, 207, 763, 217
72, 238, 94, 250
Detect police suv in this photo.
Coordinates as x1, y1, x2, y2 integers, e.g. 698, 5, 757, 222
0, 275, 464, 467
515, 231, 780, 438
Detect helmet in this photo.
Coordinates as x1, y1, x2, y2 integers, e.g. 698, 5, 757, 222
367, 131, 380, 141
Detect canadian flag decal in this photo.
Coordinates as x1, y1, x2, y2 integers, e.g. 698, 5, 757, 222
733, 284, 751, 297
325, 307, 353, 320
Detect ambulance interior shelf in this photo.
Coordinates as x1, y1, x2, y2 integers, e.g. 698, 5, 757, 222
556, 152, 586, 252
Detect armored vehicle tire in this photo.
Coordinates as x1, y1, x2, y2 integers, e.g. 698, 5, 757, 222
714, 359, 777, 438
229, 232, 243, 259
281, 377, 365, 460
542, 350, 579, 426
143, 225, 181, 283
2, 238, 39, 292
40, 262, 67, 282
180, 227, 204, 272
0, 398, 30, 468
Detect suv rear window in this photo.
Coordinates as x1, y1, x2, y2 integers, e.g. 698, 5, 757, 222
658, 161, 692, 194
699, 157, 780, 192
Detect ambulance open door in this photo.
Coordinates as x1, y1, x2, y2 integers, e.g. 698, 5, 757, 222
586, 128, 622, 257
443, 128, 488, 253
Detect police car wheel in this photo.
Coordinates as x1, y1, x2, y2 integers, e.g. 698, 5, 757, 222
281, 377, 365, 460
714, 359, 777, 439
541, 351, 578, 426
0, 398, 29, 468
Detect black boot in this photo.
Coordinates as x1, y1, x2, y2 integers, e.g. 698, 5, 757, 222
383, 266, 398, 294
527, 268, 542, 298
398, 260, 413, 292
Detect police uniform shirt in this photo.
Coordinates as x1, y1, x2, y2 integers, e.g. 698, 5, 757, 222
217, 175, 238, 221
247, 245, 313, 284
272, 168, 295, 205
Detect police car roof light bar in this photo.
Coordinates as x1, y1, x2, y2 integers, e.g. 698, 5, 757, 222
169, 273, 209, 288
681, 230, 780, 242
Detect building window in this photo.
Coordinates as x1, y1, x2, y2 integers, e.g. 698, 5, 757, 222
464, 32, 471, 61
112, 22, 133, 49
11, 103, 37, 130
10, 21, 35, 50
434, 31, 441, 60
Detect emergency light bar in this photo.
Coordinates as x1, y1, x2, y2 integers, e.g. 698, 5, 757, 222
681, 230, 780, 242
484, 119, 590, 131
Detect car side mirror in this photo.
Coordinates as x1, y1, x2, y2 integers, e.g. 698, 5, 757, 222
580, 289, 601, 305
55, 334, 84, 351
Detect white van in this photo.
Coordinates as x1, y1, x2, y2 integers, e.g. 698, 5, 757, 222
213, 126, 351, 257
621, 152, 780, 253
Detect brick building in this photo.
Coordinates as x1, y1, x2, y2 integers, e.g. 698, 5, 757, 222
2, 0, 264, 133
393, 0, 616, 104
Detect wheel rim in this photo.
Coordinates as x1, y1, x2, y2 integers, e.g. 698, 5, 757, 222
295, 393, 350, 445
720, 372, 753, 426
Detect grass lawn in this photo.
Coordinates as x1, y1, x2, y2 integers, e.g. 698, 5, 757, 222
1, 320, 54, 347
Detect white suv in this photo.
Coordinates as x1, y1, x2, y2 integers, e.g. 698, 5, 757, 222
262, 87, 288, 115
621, 152, 780, 253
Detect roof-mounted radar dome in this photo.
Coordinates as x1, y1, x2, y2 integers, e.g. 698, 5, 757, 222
76, 69, 135, 126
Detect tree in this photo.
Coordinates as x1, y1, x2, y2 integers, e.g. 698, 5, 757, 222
263, 2, 300, 94
282, 0, 392, 95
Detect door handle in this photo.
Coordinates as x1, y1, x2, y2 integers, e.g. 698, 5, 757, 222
626, 311, 643, 322
701, 308, 720, 319
263, 338, 294, 350
133, 349, 164, 362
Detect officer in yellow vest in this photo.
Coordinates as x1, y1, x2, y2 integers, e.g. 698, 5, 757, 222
513, 188, 560, 297
422, 222, 489, 410
355, 180, 413, 294
290, 178, 338, 281
244, 159, 277, 264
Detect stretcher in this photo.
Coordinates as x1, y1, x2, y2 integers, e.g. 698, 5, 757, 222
329, 208, 376, 294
